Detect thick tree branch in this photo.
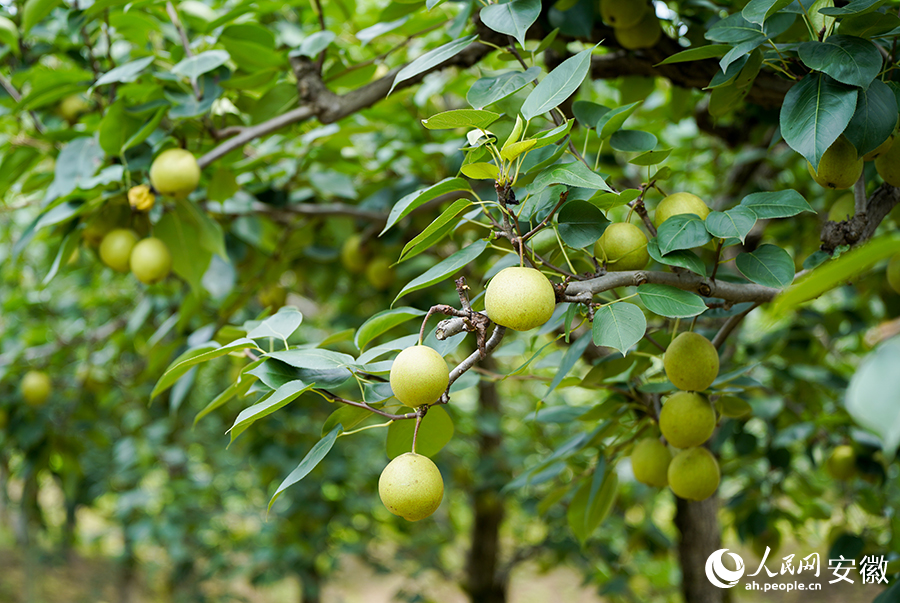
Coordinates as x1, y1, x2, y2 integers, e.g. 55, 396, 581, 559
820, 183, 900, 253
564, 270, 780, 304
198, 39, 497, 169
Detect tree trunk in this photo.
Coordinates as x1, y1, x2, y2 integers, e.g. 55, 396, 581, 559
464, 357, 507, 603
300, 567, 322, 603
674, 496, 723, 603
62, 499, 77, 561
119, 519, 138, 603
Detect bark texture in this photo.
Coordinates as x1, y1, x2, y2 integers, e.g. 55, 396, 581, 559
675, 496, 723, 603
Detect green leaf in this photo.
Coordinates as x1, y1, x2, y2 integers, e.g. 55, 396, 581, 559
381, 177, 472, 235
638, 284, 707, 318
521, 46, 595, 122
629, 148, 672, 166
529, 118, 575, 150
705, 207, 757, 242
268, 425, 342, 513
557, 200, 610, 249
646, 239, 707, 276
742, 0, 794, 25
228, 379, 312, 442
172, 50, 230, 79
460, 162, 500, 180
567, 470, 618, 543
466, 67, 541, 109
247, 307, 303, 341
544, 333, 591, 399
588, 189, 641, 211
500, 139, 537, 162
355, 307, 426, 351
656, 214, 711, 254
609, 130, 657, 153
592, 303, 646, 357
22, 0, 60, 34
480, 0, 541, 48
123, 106, 167, 152
398, 199, 475, 263
219, 24, 283, 69
194, 372, 258, 427
572, 101, 610, 128
779, 72, 858, 167
291, 30, 335, 58
818, 0, 885, 17
394, 239, 490, 304
530, 161, 612, 193
655, 45, 731, 66
43, 231, 80, 285
735, 244, 795, 288
798, 36, 882, 89
422, 109, 501, 130
390, 35, 478, 95
156, 210, 212, 290
386, 405, 454, 458
94, 56, 155, 87
772, 233, 900, 315
98, 100, 142, 156
838, 12, 900, 37
0, 16, 19, 55
705, 13, 766, 44
845, 337, 900, 460
739, 190, 813, 218
845, 79, 898, 158
596, 101, 641, 139
173, 196, 227, 258
151, 338, 261, 399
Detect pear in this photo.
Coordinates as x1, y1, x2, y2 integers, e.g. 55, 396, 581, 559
379, 452, 444, 521
808, 136, 862, 190
594, 222, 649, 271
631, 438, 672, 487
485, 267, 556, 331
659, 392, 717, 449
668, 447, 720, 501
614, 11, 662, 50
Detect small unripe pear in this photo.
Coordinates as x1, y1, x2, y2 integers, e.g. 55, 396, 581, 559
340, 235, 367, 274
875, 137, 900, 186
863, 134, 894, 162
659, 391, 716, 448
808, 136, 863, 190
827, 193, 855, 222
614, 11, 662, 50
825, 445, 856, 481
600, 0, 649, 28
390, 346, 449, 408
149, 148, 201, 197
664, 332, 719, 391
595, 222, 649, 271
99, 229, 138, 273
365, 257, 394, 291
530, 229, 559, 257
654, 192, 710, 227
668, 447, 720, 501
58, 94, 89, 122
485, 267, 556, 331
130, 238, 172, 284
379, 452, 444, 521
21, 370, 52, 406
887, 254, 900, 294
631, 438, 672, 487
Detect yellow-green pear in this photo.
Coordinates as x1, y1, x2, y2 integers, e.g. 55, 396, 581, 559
664, 332, 719, 391
827, 193, 855, 222
379, 452, 444, 521
341, 235, 367, 274
668, 447, 720, 501
631, 438, 672, 487
594, 222, 649, 271
389, 346, 449, 408
887, 254, 900, 294
600, 0, 650, 28
99, 229, 138, 273
21, 370, 52, 406
808, 136, 862, 190
654, 192, 710, 227
659, 391, 716, 448
365, 257, 394, 290
863, 134, 894, 162
875, 137, 900, 186
129, 238, 172, 284
614, 11, 662, 50
149, 148, 201, 197
825, 445, 856, 480
752, 526, 783, 558
485, 266, 556, 331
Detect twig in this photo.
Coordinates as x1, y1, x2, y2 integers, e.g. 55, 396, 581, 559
0, 73, 45, 134
711, 302, 760, 349
709, 239, 724, 280
315, 388, 419, 421
565, 270, 780, 304
165, 1, 201, 99
438, 325, 507, 404
853, 172, 867, 215
198, 106, 316, 167
311, 0, 328, 70
522, 190, 568, 242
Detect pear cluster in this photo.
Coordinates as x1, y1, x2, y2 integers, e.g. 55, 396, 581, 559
630, 332, 724, 501
99, 229, 173, 284
600, 0, 662, 50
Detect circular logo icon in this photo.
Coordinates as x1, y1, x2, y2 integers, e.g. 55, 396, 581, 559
705, 548, 745, 588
